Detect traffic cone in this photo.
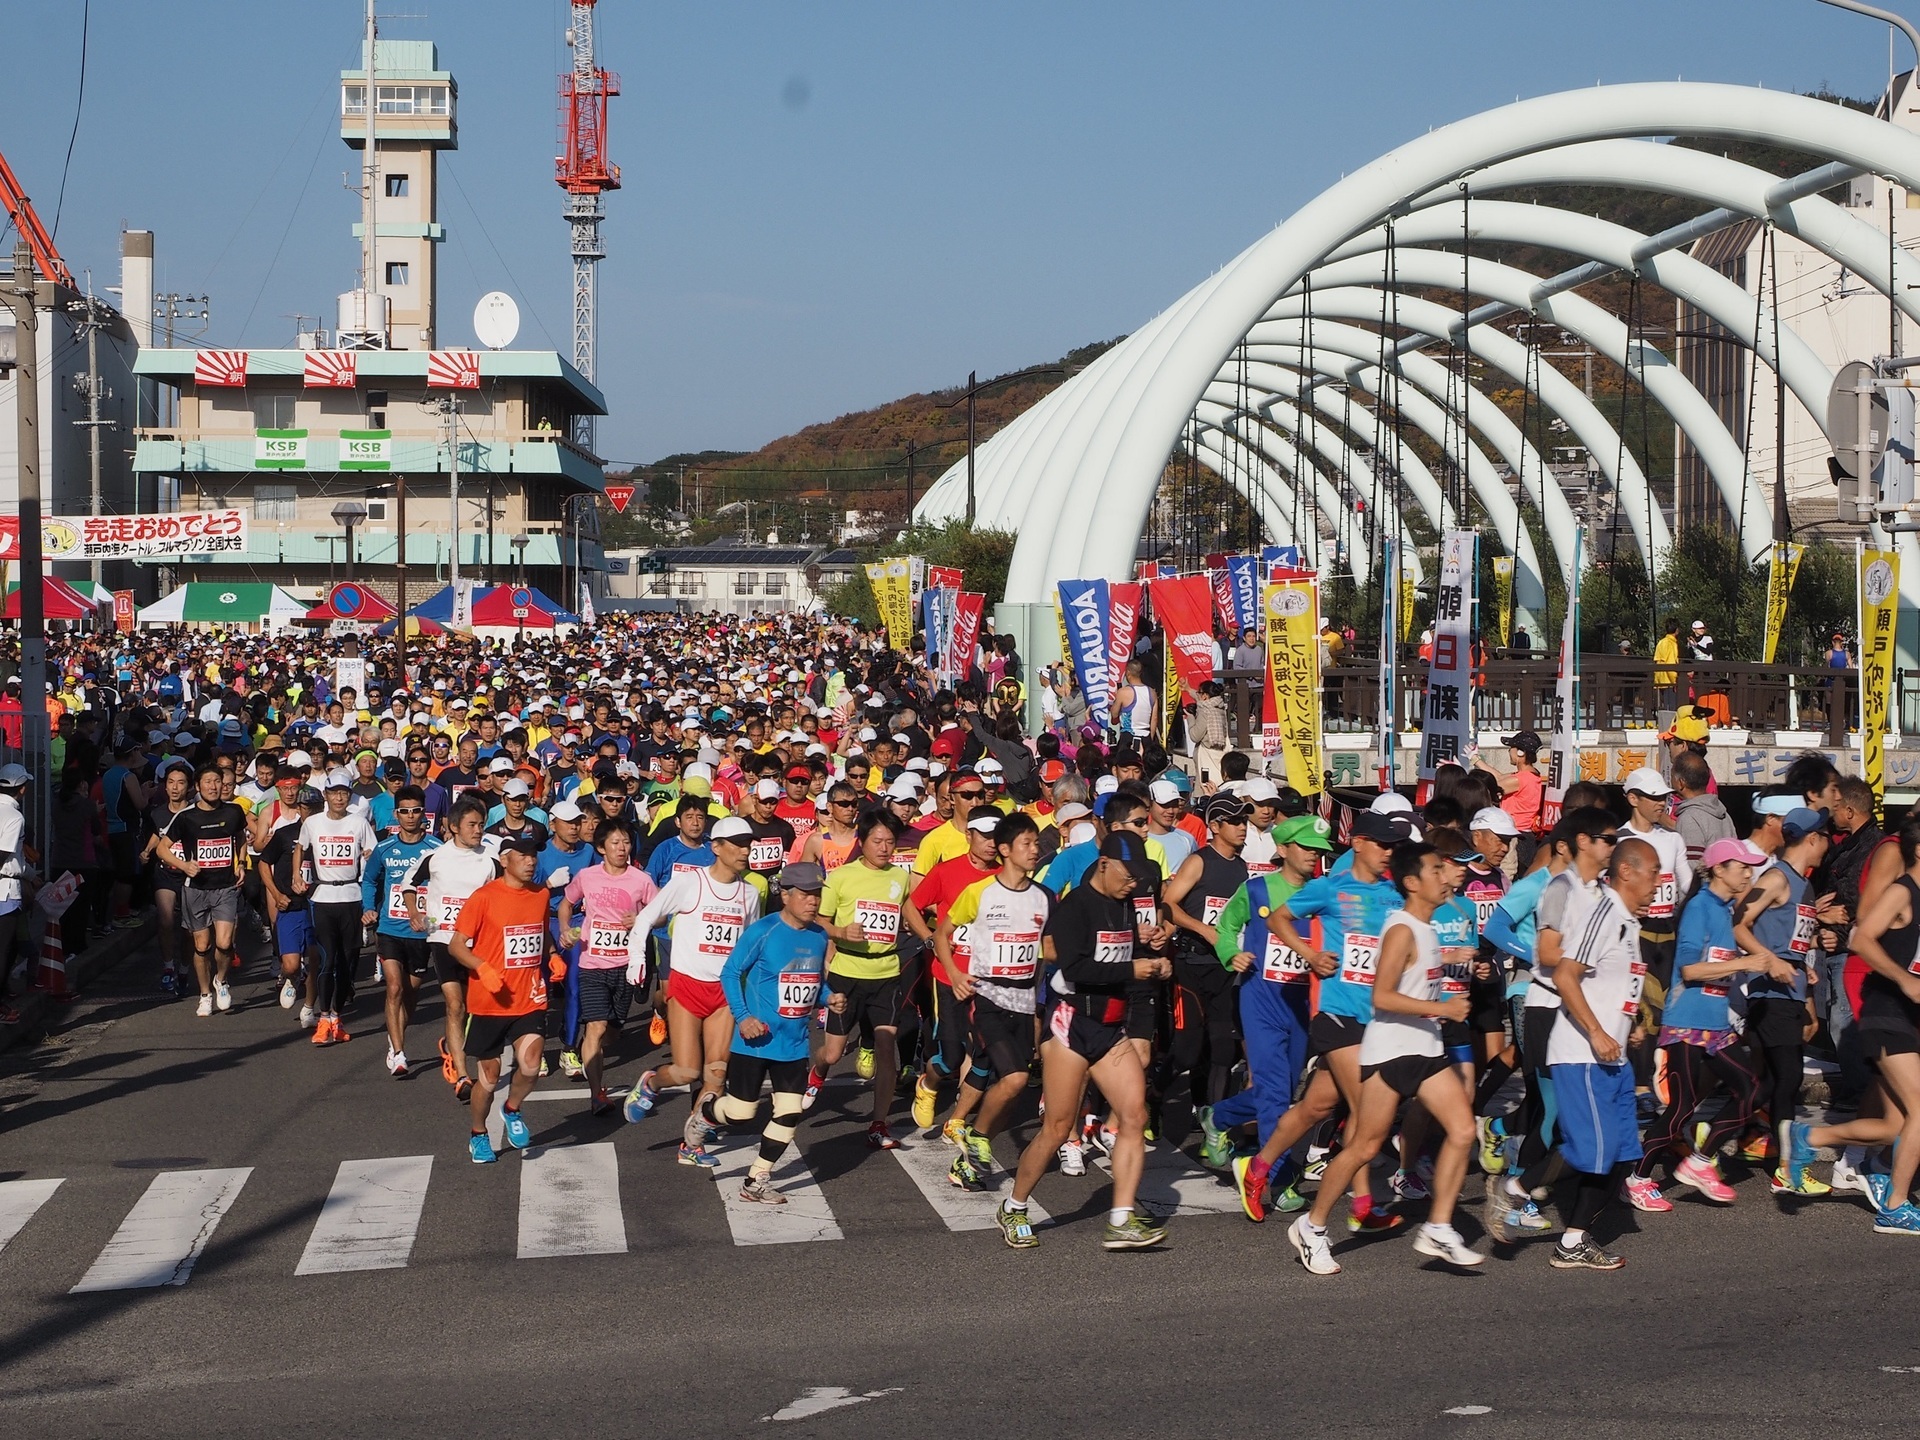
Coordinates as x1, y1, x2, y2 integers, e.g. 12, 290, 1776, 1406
33, 918, 73, 1002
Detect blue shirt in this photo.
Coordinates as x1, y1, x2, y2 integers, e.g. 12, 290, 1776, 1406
1664, 887, 1739, 1032
536, 840, 598, 919
1487, 864, 1555, 998
647, 837, 713, 890
1041, 840, 1098, 896
720, 913, 829, 1062
1281, 870, 1401, 1022
363, 833, 440, 937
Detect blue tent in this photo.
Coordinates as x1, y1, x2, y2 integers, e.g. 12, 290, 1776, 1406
406, 584, 581, 628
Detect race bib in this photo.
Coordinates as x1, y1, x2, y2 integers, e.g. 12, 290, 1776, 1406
853, 898, 901, 942
748, 837, 785, 870
585, 920, 632, 959
300, 862, 314, 889
1440, 955, 1473, 997
1624, 957, 1649, 1015
1647, 871, 1676, 920
386, 883, 412, 921
437, 895, 465, 930
1247, 860, 1276, 877
951, 922, 972, 966
777, 969, 820, 1017
1701, 944, 1736, 999
316, 836, 357, 866
502, 923, 544, 969
1790, 904, 1817, 957
1094, 929, 1133, 968
1472, 895, 1500, 931
980, 929, 1040, 981
1134, 896, 1158, 931
1339, 932, 1380, 987
1260, 935, 1308, 985
672, 862, 705, 877
197, 837, 234, 868
1202, 895, 1228, 926
696, 905, 745, 955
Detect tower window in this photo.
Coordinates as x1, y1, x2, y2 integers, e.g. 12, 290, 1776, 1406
385, 174, 409, 198
385, 262, 410, 286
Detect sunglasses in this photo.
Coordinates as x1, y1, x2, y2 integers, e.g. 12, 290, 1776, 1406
953, 790, 986, 801
394, 806, 425, 816
830, 797, 858, 808
1595, 833, 1620, 844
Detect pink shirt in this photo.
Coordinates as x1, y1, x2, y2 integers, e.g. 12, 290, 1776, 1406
564, 863, 658, 970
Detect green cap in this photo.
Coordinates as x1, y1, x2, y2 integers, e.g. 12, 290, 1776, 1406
1273, 814, 1333, 851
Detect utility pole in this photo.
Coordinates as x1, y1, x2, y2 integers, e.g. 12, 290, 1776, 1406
152, 292, 207, 428
436, 394, 462, 599
394, 473, 408, 687
8, 243, 51, 848
966, 370, 977, 526
70, 279, 118, 589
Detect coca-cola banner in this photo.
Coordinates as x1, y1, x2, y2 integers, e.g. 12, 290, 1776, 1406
949, 592, 986, 683
1105, 582, 1142, 692
1149, 575, 1217, 703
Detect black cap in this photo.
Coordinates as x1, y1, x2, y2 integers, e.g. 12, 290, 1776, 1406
496, 834, 543, 858
1099, 831, 1148, 864
1351, 811, 1413, 845
1500, 729, 1543, 753
1200, 793, 1252, 826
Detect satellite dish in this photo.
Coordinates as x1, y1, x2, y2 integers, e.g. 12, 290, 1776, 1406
473, 291, 521, 350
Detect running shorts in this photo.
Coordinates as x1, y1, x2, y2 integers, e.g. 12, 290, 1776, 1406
275, 908, 313, 957
376, 934, 431, 975
970, 996, 1035, 1079
668, 970, 729, 1020
1549, 1060, 1644, 1173
1046, 1000, 1127, 1065
1857, 974, 1920, 1058
1308, 1010, 1366, 1057
182, 887, 241, 932
1468, 972, 1507, 1035
1361, 1052, 1450, 1099
825, 973, 904, 1036
724, 1051, 810, 1101
431, 941, 465, 988
465, 1008, 547, 1057
576, 966, 633, 1027
1124, 981, 1161, 1042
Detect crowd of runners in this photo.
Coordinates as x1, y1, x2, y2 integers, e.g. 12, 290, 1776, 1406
3, 604, 1918, 1271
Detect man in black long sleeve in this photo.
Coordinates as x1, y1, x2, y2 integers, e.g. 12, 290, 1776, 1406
995, 832, 1173, 1253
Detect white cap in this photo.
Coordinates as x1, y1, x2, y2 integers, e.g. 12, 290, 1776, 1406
683, 761, 714, 782
1055, 801, 1092, 825
549, 799, 584, 821
754, 778, 782, 800
1094, 775, 1119, 796
697, 746, 722, 766
1623, 766, 1672, 798
1243, 778, 1280, 803
1469, 806, 1519, 837
965, 812, 1001, 834
905, 756, 929, 773
1148, 779, 1181, 804
287, 750, 314, 770
1753, 793, 1799, 817
503, 778, 532, 799
324, 768, 353, 790
858, 727, 878, 743
377, 738, 404, 758
1067, 821, 1097, 845
1369, 791, 1413, 814
710, 816, 754, 842
886, 777, 922, 801
488, 756, 515, 774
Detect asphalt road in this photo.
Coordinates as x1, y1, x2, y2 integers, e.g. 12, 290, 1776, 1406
3, 938, 1919, 1439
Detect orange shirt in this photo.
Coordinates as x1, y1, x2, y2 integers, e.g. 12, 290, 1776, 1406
455, 877, 552, 1016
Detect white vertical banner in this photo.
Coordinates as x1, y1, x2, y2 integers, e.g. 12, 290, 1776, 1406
1419, 530, 1477, 780
1541, 530, 1583, 829
451, 577, 476, 631
578, 581, 596, 625
1378, 533, 1398, 790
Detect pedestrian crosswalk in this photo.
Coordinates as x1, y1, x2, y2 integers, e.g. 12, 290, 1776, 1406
3, 1129, 1241, 1292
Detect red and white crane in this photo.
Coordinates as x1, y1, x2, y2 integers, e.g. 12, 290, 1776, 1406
556, 0, 620, 453
0, 149, 75, 288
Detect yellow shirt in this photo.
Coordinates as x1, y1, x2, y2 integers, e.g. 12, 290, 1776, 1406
1653, 634, 1679, 688
912, 819, 969, 877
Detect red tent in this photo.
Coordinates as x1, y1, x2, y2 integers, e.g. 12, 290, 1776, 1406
303, 581, 398, 623
470, 584, 563, 630
3, 576, 96, 621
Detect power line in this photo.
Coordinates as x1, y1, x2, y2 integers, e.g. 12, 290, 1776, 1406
50, 0, 90, 240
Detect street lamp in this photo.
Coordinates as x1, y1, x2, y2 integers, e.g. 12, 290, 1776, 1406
331, 501, 368, 582
510, 533, 529, 586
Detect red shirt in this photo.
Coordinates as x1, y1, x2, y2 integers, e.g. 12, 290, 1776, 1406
912, 853, 997, 985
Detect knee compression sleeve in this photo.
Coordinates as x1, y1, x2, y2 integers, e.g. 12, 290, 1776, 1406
711, 1092, 760, 1126
759, 1094, 803, 1163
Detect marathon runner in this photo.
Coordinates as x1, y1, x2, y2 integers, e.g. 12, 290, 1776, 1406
405, 797, 499, 1102
159, 764, 252, 1017
363, 785, 440, 1076
557, 818, 654, 1114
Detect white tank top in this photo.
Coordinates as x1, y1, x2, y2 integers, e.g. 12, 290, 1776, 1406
663, 869, 761, 983
1122, 683, 1156, 735
1358, 910, 1445, 1063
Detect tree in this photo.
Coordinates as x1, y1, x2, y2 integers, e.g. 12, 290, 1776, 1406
817, 521, 1016, 629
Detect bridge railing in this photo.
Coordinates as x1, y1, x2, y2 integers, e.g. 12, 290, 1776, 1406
1217, 655, 1857, 749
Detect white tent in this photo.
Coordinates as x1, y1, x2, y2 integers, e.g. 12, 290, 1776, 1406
137, 582, 309, 632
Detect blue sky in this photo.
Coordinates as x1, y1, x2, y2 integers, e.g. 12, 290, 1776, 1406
3, 1, 1907, 464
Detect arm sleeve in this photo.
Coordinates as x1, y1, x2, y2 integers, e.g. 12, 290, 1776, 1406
1212, 887, 1252, 968
1483, 905, 1529, 963
361, 844, 385, 912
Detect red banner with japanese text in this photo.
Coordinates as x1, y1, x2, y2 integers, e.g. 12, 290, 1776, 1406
113, 590, 136, 633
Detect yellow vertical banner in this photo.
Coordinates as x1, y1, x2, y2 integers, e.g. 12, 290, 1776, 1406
1491, 556, 1514, 647
1054, 597, 1071, 672
1263, 576, 1325, 795
867, 557, 914, 647
1163, 628, 1181, 739
1761, 540, 1806, 665
1860, 547, 1899, 813
1398, 552, 1418, 642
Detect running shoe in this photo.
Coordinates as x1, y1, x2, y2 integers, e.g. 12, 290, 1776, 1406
1738, 1133, 1774, 1165
1872, 1202, 1920, 1235
1476, 1115, 1506, 1174
1485, 1173, 1516, 1232
866, 1121, 900, 1151
941, 1117, 968, 1147
439, 1037, 458, 1084
1389, 1168, 1431, 1202
1197, 1107, 1232, 1169
160, 966, 178, 995
468, 1132, 498, 1165
740, 1172, 787, 1205
1507, 1198, 1553, 1232
677, 1142, 719, 1169
1091, 1125, 1119, 1159
1770, 1167, 1833, 1197
196, 993, 214, 1018
855, 1046, 876, 1079
648, 1011, 668, 1046
1624, 1175, 1672, 1213
1346, 1207, 1404, 1234
683, 1102, 711, 1151
214, 982, 232, 1013
1302, 1145, 1329, 1183
1289, 1217, 1341, 1275
1058, 1140, 1086, 1177
1273, 1185, 1308, 1214
386, 1047, 409, 1078
1830, 1156, 1872, 1197
801, 1067, 827, 1112
1865, 1171, 1895, 1214
454, 1076, 474, 1103
501, 1108, 532, 1150
278, 979, 296, 1010
1550, 1238, 1625, 1270
332, 1021, 351, 1043
958, 1125, 993, 1171
114, 914, 142, 930
948, 1154, 985, 1192
1412, 1222, 1486, 1268
1636, 1090, 1663, 1121
1102, 1214, 1169, 1251
310, 1015, 334, 1044
1234, 1154, 1271, 1223
1673, 1153, 1736, 1204
912, 1075, 939, 1130
299, 1005, 316, 1030
996, 1201, 1038, 1249
1784, 1121, 1820, 1192
591, 1088, 616, 1117
623, 1070, 660, 1123
538, 1056, 550, 1078
559, 1050, 585, 1079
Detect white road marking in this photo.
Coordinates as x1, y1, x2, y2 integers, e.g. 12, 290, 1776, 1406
0, 1178, 63, 1256
1093, 1142, 1242, 1216
763, 1386, 903, 1421
889, 1131, 1047, 1231
517, 1142, 628, 1258
71, 1168, 252, 1292
296, 1156, 433, 1275
1445, 1405, 1494, 1415
709, 1136, 843, 1245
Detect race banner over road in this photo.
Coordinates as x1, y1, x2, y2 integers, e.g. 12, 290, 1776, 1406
0, 510, 249, 560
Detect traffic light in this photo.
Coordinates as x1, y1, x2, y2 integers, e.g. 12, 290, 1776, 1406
1829, 358, 1916, 523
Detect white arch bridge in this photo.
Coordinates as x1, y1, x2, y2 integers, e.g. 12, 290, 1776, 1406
914, 82, 1920, 638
